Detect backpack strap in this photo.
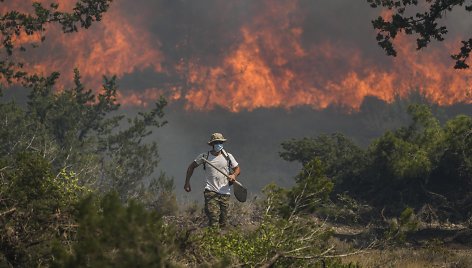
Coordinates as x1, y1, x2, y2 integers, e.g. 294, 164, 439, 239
202, 151, 210, 170
221, 149, 235, 185
221, 149, 233, 173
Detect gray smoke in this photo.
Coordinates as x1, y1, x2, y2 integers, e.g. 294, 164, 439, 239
148, 97, 472, 202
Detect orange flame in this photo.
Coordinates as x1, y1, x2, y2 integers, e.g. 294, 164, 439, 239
6, 0, 163, 90
3, 0, 471, 111
175, 2, 471, 111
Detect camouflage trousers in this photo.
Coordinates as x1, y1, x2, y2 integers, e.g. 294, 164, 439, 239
204, 189, 230, 228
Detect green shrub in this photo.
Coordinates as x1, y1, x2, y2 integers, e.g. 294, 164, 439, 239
0, 152, 82, 267
187, 207, 351, 267
385, 207, 419, 243
52, 192, 175, 267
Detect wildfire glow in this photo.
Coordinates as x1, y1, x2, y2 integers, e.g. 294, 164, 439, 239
3, 0, 471, 111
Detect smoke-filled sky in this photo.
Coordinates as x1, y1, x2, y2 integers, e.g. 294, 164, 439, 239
3, 0, 472, 201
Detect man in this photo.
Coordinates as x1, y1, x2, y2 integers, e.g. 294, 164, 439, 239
184, 132, 241, 228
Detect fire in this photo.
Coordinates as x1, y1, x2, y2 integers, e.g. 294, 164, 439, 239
2, 0, 471, 111
177, 3, 471, 111
5, 0, 163, 90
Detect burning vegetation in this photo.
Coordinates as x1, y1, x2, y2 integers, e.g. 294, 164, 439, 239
2, 0, 472, 111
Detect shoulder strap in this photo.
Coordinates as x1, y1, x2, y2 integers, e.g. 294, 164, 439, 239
203, 151, 210, 170
221, 149, 233, 171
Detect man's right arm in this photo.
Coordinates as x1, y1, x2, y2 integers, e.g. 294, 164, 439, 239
184, 161, 199, 192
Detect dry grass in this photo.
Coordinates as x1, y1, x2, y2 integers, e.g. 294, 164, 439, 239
340, 247, 472, 268
172, 199, 472, 267
330, 225, 472, 268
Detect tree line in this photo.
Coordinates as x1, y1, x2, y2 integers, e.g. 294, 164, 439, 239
279, 104, 472, 222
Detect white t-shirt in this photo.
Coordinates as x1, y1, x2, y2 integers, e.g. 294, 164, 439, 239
194, 150, 239, 195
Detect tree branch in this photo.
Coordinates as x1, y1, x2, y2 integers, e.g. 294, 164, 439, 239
0, 207, 17, 217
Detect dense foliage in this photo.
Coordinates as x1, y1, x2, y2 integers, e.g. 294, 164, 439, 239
2, 69, 169, 196
0, 75, 174, 266
0, 152, 81, 266
52, 193, 174, 268
280, 104, 472, 221
0, 2, 173, 263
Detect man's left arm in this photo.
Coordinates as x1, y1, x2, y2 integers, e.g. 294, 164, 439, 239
228, 153, 240, 182
229, 166, 240, 182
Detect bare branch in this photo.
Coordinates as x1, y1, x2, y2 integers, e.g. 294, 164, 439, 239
25, 135, 36, 150
259, 252, 281, 268
323, 240, 377, 258
0, 207, 16, 217
284, 245, 335, 260
289, 182, 308, 221
0, 165, 9, 172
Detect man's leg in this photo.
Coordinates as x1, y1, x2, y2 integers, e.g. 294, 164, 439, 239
218, 194, 230, 228
204, 190, 219, 227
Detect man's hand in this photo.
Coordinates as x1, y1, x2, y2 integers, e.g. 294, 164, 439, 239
184, 182, 191, 192
228, 174, 236, 182
185, 161, 198, 193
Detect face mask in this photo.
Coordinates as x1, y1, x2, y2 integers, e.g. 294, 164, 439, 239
213, 143, 224, 152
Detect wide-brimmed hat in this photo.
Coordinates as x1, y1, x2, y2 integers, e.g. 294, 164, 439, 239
208, 132, 227, 145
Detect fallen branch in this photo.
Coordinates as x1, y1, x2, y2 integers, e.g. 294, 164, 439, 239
322, 240, 377, 259
283, 245, 335, 260
0, 207, 16, 217
259, 252, 281, 268
259, 246, 334, 268
0, 165, 9, 172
